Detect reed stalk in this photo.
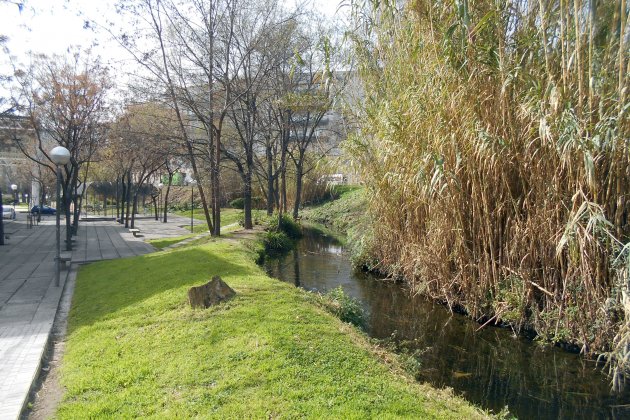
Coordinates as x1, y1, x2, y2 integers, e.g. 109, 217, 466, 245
348, 0, 630, 382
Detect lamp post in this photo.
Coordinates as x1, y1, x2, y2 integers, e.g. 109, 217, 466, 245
50, 146, 71, 287
190, 180, 196, 233
25, 193, 30, 228
11, 184, 17, 210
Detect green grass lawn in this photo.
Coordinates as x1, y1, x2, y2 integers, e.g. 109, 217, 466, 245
148, 234, 196, 250
58, 237, 486, 418
176, 208, 268, 234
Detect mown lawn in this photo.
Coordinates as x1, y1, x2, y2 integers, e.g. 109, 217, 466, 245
58, 238, 486, 418
147, 234, 196, 250
175, 208, 267, 233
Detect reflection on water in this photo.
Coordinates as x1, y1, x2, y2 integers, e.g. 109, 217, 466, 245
264, 229, 630, 419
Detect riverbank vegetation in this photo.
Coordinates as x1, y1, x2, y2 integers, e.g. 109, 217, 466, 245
302, 187, 378, 269
346, 0, 629, 384
302, 186, 365, 235
258, 214, 303, 259
57, 236, 486, 418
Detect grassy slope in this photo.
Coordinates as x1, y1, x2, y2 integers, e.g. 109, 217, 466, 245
301, 187, 366, 235
58, 238, 486, 418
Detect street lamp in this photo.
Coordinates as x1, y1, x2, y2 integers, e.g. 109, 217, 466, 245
50, 146, 71, 287
190, 180, 196, 233
10, 184, 17, 210
25, 193, 30, 228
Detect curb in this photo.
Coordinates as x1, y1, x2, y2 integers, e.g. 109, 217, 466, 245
15, 265, 73, 420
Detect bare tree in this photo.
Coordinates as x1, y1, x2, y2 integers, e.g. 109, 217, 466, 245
283, 27, 341, 220
10, 51, 110, 248
110, 103, 169, 228
222, 0, 297, 228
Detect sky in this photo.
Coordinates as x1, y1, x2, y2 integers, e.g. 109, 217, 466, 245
0, 0, 348, 68
0, 0, 349, 98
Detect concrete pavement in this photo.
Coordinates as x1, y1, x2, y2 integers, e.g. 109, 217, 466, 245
0, 212, 191, 419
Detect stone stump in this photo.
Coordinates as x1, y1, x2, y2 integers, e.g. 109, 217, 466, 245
188, 276, 236, 309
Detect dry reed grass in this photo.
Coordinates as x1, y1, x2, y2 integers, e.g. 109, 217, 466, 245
347, 0, 629, 383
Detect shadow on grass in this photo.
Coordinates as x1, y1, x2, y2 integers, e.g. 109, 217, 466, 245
68, 246, 251, 334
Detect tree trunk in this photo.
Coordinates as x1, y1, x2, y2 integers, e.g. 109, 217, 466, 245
151, 1, 214, 235
65, 167, 78, 251
153, 195, 158, 220
212, 130, 221, 236
293, 159, 303, 220
266, 144, 274, 216
37, 185, 44, 223
280, 168, 287, 215
274, 176, 280, 210
120, 175, 126, 224
131, 189, 138, 229
116, 176, 121, 222
163, 173, 173, 223
125, 172, 132, 228
73, 193, 81, 233
64, 187, 72, 251
209, 4, 221, 238
243, 169, 253, 229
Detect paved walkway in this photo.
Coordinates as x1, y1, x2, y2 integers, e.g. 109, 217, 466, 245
0, 212, 191, 419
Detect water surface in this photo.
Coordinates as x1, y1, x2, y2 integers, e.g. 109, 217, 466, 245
264, 229, 630, 419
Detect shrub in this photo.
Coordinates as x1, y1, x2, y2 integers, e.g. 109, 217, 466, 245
230, 198, 244, 209
320, 286, 367, 330
262, 231, 293, 255
231, 197, 265, 210
268, 214, 302, 239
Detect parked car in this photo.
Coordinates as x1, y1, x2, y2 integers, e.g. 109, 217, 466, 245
30, 205, 56, 215
2, 206, 16, 219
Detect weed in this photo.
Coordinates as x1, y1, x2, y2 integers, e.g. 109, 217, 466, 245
268, 214, 302, 239
261, 231, 293, 256
318, 286, 367, 330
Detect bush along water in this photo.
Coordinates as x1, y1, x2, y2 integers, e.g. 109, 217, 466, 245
258, 214, 303, 260
347, 1, 630, 382
316, 286, 367, 331
268, 214, 303, 240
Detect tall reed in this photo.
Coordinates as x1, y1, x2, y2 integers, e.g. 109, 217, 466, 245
347, 0, 629, 379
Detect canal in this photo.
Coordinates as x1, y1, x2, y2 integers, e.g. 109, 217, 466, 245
264, 228, 630, 419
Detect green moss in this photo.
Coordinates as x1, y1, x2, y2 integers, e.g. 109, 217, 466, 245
57, 238, 487, 418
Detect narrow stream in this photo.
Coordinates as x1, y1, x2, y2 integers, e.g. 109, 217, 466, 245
264, 228, 630, 419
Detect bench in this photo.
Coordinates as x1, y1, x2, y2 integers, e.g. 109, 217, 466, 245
129, 228, 141, 237
57, 253, 72, 269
